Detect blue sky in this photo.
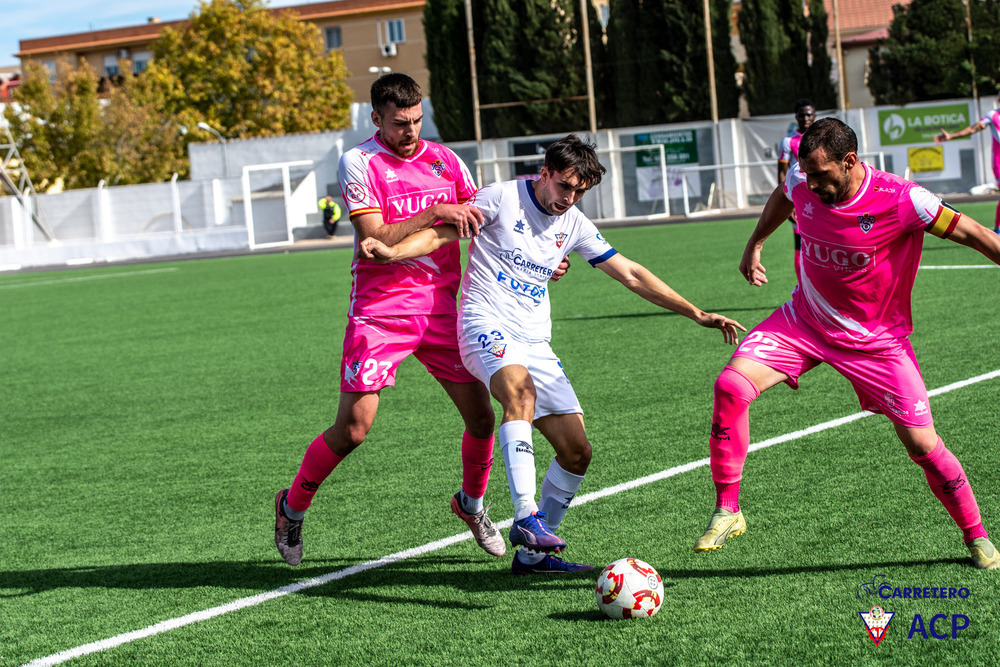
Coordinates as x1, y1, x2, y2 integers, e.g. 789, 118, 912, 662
3, 0, 305, 67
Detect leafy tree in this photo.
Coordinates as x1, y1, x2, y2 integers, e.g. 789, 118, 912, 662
3, 60, 108, 191
4, 0, 353, 190
149, 0, 352, 138
867, 0, 970, 104
739, 0, 812, 115
968, 0, 1000, 97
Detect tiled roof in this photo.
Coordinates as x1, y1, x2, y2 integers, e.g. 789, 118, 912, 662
822, 0, 913, 36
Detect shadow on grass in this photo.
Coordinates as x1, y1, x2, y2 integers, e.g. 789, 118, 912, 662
0, 554, 594, 601
1, 553, 970, 603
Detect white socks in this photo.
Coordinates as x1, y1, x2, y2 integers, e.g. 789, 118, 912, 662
539, 458, 584, 531
499, 420, 538, 520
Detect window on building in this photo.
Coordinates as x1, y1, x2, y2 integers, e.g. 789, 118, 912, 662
386, 19, 405, 44
132, 50, 152, 74
41, 61, 56, 83
326, 26, 342, 50
103, 55, 119, 77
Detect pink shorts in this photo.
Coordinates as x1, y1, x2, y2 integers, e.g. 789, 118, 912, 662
732, 304, 933, 427
340, 313, 478, 392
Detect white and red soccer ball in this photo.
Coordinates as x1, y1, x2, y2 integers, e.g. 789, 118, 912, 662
595, 557, 662, 619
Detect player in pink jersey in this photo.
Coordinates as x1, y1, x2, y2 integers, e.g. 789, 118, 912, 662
777, 99, 815, 277
273, 74, 517, 566
936, 92, 1000, 234
696, 118, 1000, 569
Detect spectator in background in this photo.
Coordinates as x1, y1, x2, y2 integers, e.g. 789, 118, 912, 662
318, 195, 342, 237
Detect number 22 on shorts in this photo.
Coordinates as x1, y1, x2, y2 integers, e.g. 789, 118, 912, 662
740, 331, 778, 359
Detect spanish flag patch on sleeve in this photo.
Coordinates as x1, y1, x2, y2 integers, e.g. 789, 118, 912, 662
926, 202, 961, 239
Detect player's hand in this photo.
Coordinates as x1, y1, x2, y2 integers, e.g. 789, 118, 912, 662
697, 313, 746, 345
739, 244, 767, 286
436, 204, 484, 238
550, 256, 571, 281
358, 237, 396, 263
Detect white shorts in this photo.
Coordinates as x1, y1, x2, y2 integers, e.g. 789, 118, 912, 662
460, 315, 582, 420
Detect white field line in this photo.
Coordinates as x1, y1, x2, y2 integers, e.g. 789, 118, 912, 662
0, 268, 177, 290
23, 368, 1000, 667
919, 265, 998, 269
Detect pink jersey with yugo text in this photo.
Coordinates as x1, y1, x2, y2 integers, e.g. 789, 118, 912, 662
339, 135, 478, 316
784, 162, 960, 349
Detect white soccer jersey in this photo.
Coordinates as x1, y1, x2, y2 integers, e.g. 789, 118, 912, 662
460, 179, 617, 343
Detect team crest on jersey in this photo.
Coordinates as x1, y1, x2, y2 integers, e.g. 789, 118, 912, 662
858, 213, 875, 233
346, 182, 367, 203
555, 232, 567, 248
488, 343, 507, 358
429, 159, 446, 178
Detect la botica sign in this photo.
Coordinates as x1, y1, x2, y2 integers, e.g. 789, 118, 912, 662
878, 104, 971, 146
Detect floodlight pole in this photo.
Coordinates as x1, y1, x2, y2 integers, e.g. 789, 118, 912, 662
580, 0, 597, 135
464, 0, 485, 186
197, 122, 230, 179
832, 0, 847, 114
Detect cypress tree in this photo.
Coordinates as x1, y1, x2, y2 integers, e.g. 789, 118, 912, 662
423, 0, 475, 141
867, 0, 970, 104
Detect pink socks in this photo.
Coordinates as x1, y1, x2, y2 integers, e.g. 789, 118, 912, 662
909, 438, 987, 543
461, 430, 495, 500
709, 366, 760, 512
286, 434, 344, 512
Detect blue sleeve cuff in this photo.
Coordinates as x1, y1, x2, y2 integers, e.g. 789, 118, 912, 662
588, 248, 618, 266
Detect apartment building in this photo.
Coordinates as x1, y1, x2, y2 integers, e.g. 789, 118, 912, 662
15, 0, 428, 99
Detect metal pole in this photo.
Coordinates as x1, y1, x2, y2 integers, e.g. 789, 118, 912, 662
464, 0, 485, 185
580, 0, 597, 135
963, 0, 984, 183
832, 0, 847, 113
702, 0, 718, 124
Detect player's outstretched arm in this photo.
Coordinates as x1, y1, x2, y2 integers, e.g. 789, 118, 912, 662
358, 225, 460, 263
740, 185, 795, 286
935, 124, 981, 142
942, 213, 1000, 265
596, 254, 745, 344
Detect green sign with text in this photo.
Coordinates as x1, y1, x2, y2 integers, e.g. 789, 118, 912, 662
878, 104, 971, 145
635, 130, 699, 167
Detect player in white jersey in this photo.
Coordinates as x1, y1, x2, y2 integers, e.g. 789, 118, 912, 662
361, 135, 745, 573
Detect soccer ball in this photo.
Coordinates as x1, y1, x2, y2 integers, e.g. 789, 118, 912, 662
595, 557, 662, 619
